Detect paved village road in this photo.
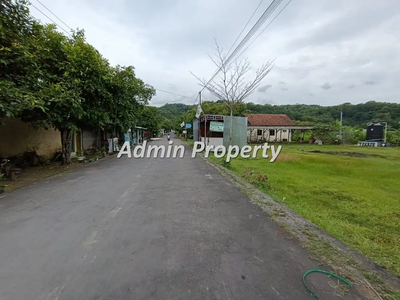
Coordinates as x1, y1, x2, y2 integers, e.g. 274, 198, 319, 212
0, 137, 362, 300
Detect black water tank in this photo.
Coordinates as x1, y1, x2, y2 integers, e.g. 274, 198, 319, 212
366, 123, 383, 141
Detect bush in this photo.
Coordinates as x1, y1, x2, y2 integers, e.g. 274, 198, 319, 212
342, 126, 366, 144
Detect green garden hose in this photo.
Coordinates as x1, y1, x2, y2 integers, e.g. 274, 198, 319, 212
303, 269, 352, 299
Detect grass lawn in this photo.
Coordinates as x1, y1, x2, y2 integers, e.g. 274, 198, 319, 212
212, 143, 400, 277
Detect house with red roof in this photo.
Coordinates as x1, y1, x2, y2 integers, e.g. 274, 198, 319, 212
245, 114, 312, 143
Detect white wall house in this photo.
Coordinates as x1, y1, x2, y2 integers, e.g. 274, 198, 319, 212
246, 114, 313, 143
248, 127, 291, 142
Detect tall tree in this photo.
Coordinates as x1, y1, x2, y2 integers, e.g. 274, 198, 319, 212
0, 0, 45, 118
107, 65, 155, 134
18, 27, 89, 164
137, 106, 161, 135
1, 0, 156, 164
192, 40, 274, 145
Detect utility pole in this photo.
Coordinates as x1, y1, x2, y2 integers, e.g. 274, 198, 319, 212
199, 91, 201, 105
382, 122, 387, 144
199, 91, 202, 142
200, 91, 207, 147
340, 109, 343, 144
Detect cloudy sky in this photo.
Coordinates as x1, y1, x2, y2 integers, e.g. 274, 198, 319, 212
29, 0, 400, 107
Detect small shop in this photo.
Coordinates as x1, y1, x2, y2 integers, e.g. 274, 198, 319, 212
126, 126, 147, 146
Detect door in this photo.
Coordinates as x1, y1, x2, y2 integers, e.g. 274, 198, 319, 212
76, 131, 82, 153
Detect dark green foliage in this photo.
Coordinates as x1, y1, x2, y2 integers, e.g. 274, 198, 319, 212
0, 0, 155, 164
244, 101, 400, 129
158, 103, 194, 119
157, 101, 400, 139
137, 106, 161, 134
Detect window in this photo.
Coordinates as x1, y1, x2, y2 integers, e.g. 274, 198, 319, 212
257, 129, 263, 135
283, 130, 287, 133
269, 129, 275, 136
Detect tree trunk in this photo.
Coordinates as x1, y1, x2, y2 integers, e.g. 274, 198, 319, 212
60, 129, 73, 165
229, 108, 233, 146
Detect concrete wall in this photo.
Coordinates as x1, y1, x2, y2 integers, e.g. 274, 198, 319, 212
223, 116, 248, 149
200, 137, 224, 148
82, 129, 97, 150
248, 128, 291, 142
0, 118, 61, 158
193, 120, 198, 142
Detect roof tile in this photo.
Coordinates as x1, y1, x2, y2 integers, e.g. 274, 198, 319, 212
245, 114, 295, 126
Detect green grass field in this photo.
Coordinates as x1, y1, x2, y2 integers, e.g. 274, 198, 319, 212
211, 143, 400, 277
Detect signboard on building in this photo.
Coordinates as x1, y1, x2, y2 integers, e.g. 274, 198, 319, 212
210, 121, 224, 132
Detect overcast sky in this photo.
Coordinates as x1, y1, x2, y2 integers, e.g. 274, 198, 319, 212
29, 0, 400, 107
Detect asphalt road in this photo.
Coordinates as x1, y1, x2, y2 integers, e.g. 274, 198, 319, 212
0, 137, 362, 300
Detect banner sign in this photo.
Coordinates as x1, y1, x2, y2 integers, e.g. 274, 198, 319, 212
195, 104, 203, 118
210, 121, 224, 132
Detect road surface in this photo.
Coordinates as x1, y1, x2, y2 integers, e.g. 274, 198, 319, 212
0, 137, 361, 299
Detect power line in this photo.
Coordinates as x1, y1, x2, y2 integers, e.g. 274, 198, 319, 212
233, 0, 293, 61
30, 3, 71, 36
155, 88, 198, 101
226, 0, 265, 56
200, 0, 283, 93
193, 93, 199, 105
222, 0, 283, 68
201, 0, 265, 93
35, 0, 73, 31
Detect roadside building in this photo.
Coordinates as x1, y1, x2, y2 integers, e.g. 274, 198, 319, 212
246, 114, 313, 143
196, 114, 248, 149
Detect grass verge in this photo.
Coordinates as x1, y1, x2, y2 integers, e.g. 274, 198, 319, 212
188, 142, 400, 299
222, 144, 400, 277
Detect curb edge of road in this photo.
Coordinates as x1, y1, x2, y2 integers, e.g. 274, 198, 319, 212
182, 142, 400, 299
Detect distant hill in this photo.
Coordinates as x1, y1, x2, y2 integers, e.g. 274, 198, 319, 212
245, 101, 400, 129
158, 103, 194, 120
156, 101, 400, 129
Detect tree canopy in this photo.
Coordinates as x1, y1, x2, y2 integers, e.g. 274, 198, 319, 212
0, 0, 155, 163
157, 101, 400, 142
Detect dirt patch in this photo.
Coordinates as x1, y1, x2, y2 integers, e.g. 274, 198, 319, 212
309, 150, 367, 157
1, 154, 108, 193
2, 163, 81, 192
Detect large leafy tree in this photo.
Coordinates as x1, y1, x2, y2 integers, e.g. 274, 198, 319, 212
137, 106, 161, 135
1, 0, 155, 164
107, 66, 155, 134
0, 0, 45, 118
192, 40, 273, 145
18, 26, 108, 164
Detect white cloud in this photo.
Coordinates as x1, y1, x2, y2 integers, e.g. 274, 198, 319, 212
29, 0, 400, 106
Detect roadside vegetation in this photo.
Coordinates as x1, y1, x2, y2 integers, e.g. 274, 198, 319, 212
160, 102, 400, 145
1, 0, 156, 165
211, 143, 400, 278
